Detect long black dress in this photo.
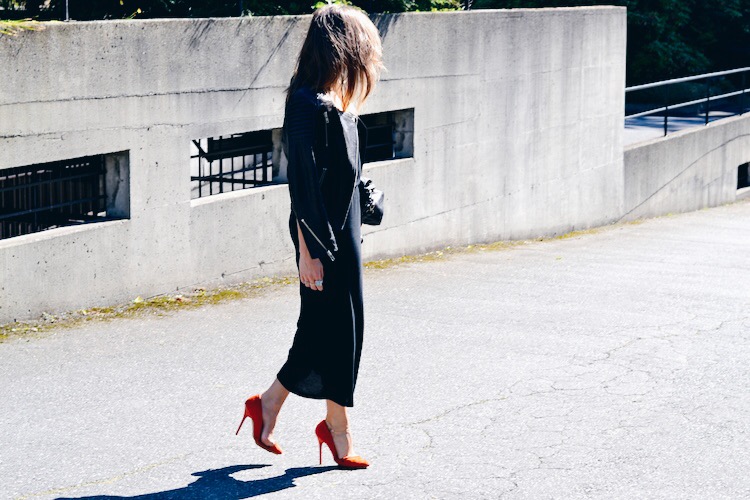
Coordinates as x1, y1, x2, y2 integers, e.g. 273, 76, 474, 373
276, 86, 364, 408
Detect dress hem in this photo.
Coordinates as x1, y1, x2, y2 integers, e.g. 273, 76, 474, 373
276, 372, 354, 408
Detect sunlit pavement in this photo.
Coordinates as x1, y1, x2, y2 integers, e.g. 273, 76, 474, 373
624, 111, 737, 145
2, 198, 750, 499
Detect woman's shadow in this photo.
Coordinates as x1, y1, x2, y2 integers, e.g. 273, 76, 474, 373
57, 464, 340, 499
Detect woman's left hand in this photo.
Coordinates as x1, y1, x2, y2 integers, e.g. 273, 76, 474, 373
296, 219, 324, 292
299, 253, 324, 292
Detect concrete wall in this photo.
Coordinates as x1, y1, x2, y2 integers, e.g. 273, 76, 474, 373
0, 8, 627, 323
621, 113, 750, 221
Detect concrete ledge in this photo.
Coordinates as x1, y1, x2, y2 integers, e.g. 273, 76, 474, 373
622, 113, 750, 221
0, 8, 626, 322
0, 219, 130, 251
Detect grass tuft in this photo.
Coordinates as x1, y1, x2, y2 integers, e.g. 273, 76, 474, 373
0, 19, 45, 36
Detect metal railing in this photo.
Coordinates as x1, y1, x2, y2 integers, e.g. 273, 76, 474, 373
625, 67, 750, 136
0, 154, 108, 240
190, 130, 274, 199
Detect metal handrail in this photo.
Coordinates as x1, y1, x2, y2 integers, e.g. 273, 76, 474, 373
626, 67, 750, 92
625, 67, 750, 136
626, 88, 749, 120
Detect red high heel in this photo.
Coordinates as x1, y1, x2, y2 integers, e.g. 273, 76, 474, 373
315, 419, 369, 469
235, 394, 283, 455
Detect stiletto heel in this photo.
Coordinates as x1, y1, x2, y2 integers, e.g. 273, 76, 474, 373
314, 419, 369, 469
236, 394, 283, 455
235, 414, 247, 435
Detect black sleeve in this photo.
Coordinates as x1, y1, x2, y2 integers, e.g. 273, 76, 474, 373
283, 90, 338, 261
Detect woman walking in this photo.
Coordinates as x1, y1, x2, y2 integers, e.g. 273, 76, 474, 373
235, 4, 384, 469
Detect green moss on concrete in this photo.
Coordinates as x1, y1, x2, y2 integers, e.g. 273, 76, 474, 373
0, 19, 46, 36
0, 208, 691, 342
0, 276, 298, 343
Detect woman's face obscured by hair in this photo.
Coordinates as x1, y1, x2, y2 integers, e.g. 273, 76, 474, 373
287, 4, 385, 113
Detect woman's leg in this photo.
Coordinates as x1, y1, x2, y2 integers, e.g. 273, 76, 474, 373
325, 399, 357, 458
259, 378, 290, 447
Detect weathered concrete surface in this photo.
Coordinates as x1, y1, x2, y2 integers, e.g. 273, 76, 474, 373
2, 199, 749, 499
0, 7, 627, 323
622, 112, 750, 222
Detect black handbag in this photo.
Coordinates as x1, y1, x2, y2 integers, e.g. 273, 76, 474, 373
359, 176, 384, 225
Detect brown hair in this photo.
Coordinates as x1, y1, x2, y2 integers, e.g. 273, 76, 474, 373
284, 3, 385, 114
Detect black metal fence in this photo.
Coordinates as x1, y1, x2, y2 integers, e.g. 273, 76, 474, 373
0, 154, 108, 240
190, 114, 399, 200
190, 130, 274, 199
625, 67, 750, 137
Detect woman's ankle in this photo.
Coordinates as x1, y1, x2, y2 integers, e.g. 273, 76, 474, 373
325, 399, 350, 433
261, 380, 289, 411
325, 416, 349, 433
261, 392, 284, 412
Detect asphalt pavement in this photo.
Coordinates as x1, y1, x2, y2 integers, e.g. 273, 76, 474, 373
2, 198, 750, 499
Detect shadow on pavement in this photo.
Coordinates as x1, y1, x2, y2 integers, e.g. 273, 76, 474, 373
56, 464, 339, 499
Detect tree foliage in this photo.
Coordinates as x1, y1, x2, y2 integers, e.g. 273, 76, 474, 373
27, 0, 461, 19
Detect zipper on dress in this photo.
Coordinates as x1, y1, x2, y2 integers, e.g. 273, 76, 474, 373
300, 217, 336, 262
319, 110, 329, 187
340, 115, 360, 229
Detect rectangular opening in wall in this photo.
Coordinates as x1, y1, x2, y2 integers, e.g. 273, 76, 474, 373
738, 162, 750, 190
360, 108, 414, 164
191, 130, 279, 199
0, 152, 130, 241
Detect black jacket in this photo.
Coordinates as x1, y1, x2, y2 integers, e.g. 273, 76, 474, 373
282, 85, 364, 262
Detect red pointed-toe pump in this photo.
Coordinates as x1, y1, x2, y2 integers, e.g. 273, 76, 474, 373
236, 394, 283, 455
315, 419, 369, 469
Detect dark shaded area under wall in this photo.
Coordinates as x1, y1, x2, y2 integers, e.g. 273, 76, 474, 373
739, 163, 750, 190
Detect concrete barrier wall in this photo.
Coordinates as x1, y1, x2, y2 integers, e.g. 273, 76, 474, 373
621, 114, 750, 221
0, 8, 627, 323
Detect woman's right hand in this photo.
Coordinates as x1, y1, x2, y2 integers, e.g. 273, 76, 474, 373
299, 254, 324, 292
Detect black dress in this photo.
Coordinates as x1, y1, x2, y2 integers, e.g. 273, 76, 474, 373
276, 86, 364, 408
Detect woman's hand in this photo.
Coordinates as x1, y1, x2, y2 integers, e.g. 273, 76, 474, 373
299, 254, 324, 292
297, 219, 324, 292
